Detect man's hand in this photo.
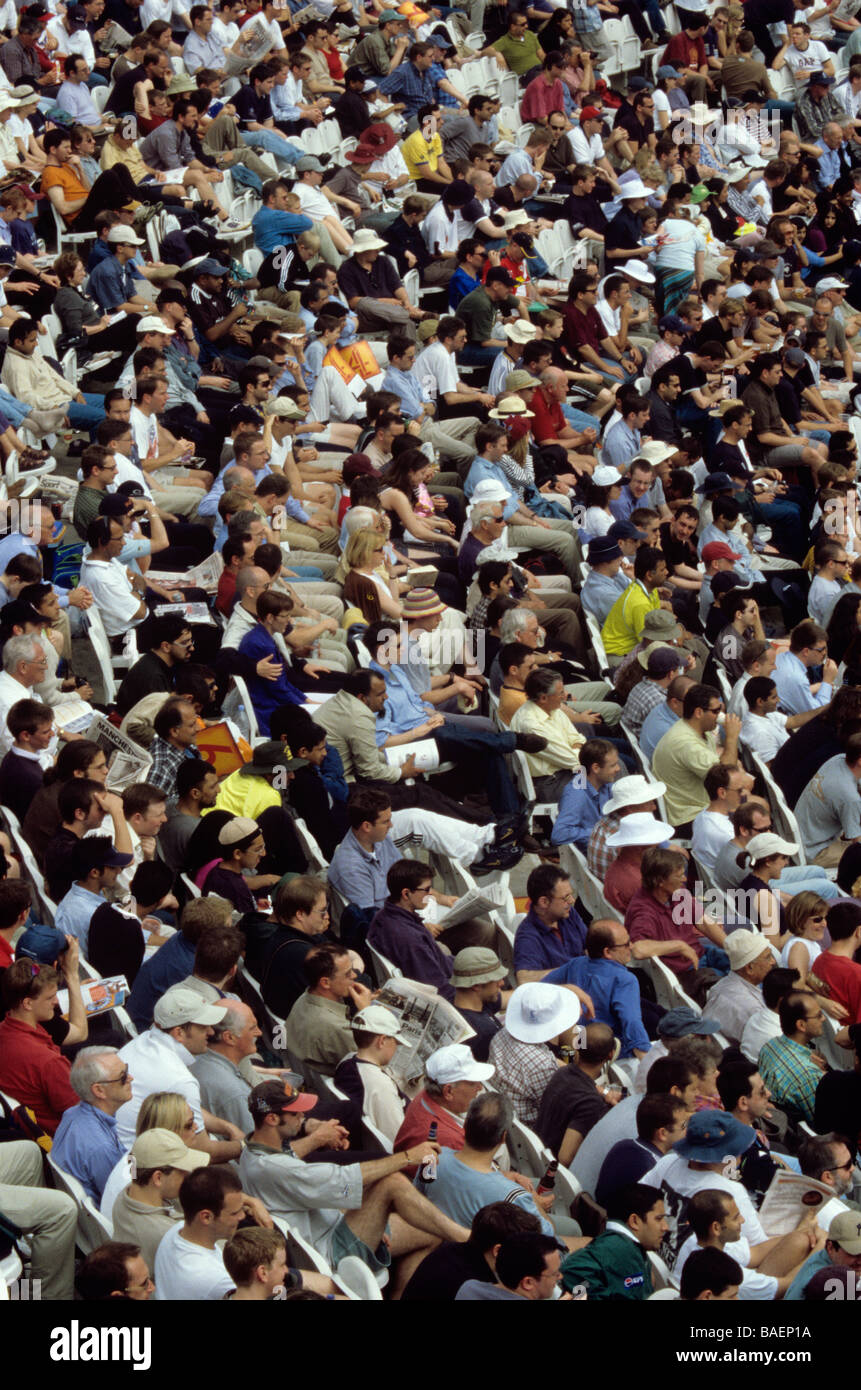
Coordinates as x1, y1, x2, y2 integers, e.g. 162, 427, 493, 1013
302, 660, 331, 679
138, 835, 157, 861
256, 655, 281, 681
399, 753, 419, 779
305, 1117, 350, 1150
417, 713, 445, 734
562, 984, 594, 1018
59, 934, 79, 973
94, 789, 124, 818
67, 586, 93, 610
680, 943, 701, 968
724, 712, 742, 739
348, 980, 375, 1010
823, 657, 839, 683
404, 1141, 442, 1165
241, 1195, 274, 1227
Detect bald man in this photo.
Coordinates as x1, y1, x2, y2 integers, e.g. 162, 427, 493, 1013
527, 367, 599, 479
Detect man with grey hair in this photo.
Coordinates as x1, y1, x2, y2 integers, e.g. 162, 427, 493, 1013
492, 606, 621, 724
191, 1000, 265, 1134
223, 566, 274, 653
50, 1046, 134, 1202
0, 633, 48, 758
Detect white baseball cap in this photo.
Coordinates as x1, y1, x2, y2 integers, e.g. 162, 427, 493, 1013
351, 1004, 410, 1043
425, 1042, 494, 1084
746, 832, 798, 861
153, 986, 225, 1030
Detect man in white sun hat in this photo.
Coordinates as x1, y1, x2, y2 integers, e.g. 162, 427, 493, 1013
337, 226, 425, 340
603, 809, 677, 917
334, 1004, 411, 1147
489, 981, 581, 1128
395, 1042, 495, 1153
587, 773, 668, 881
487, 317, 538, 396
704, 928, 776, 1045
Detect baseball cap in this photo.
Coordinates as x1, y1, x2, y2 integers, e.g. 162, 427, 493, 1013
607, 519, 646, 542
646, 645, 685, 678
627, 75, 651, 91
828, 1210, 861, 1255
819, 276, 849, 291
351, 1004, 410, 1042
248, 1079, 318, 1119
416, 318, 439, 344
218, 815, 261, 847
659, 314, 689, 334
710, 571, 749, 598
153, 985, 225, 1029
66, 3, 88, 26
195, 257, 230, 276
746, 831, 798, 861
131, 1128, 210, 1173
378, 7, 403, 18
425, 1042, 494, 1084
136, 315, 172, 334
74, 840, 133, 873
450, 947, 505, 988
701, 540, 742, 564
657, 64, 680, 78
262, 396, 305, 419
106, 224, 144, 246
580, 105, 603, 121
785, 346, 806, 367
16, 922, 68, 964
98, 494, 135, 518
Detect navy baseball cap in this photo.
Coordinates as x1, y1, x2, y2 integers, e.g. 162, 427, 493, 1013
659, 313, 688, 334
607, 519, 646, 542
696, 471, 734, 495
195, 258, 230, 277
17, 923, 68, 964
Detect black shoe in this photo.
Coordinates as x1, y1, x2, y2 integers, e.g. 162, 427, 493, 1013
514, 733, 548, 755
472, 841, 525, 875
493, 810, 529, 847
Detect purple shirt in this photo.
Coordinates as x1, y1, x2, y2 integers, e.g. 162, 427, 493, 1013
366, 902, 455, 1001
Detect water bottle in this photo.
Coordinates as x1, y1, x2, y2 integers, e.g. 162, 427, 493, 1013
421, 1119, 439, 1183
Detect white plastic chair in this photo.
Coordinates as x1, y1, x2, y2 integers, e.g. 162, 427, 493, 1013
366, 942, 402, 987
47, 1155, 115, 1253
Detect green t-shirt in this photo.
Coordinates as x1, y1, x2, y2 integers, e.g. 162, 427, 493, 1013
491, 30, 542, 76
457, 285, 518, 345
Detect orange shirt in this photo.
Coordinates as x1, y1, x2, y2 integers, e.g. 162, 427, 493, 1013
41, 163, 89, 223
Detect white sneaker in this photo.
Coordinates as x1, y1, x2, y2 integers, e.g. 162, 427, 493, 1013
220, 216, 250, 231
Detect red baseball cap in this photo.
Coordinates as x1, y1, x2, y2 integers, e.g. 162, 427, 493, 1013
580, 105, 603, 121
702, 541, 742, 564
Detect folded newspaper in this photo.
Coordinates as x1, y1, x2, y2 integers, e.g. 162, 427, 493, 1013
149, 553, 223, 593
375, 977, 475, 1089
383, 740, 441, 773
52, 698, 95, 735
153, 601, 215, 626
85, 713, 152, 792
759, 1168, 837, 1237
421, 877, 509, 932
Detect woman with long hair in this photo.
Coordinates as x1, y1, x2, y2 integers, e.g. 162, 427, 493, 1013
22, 738, 109, 862
826, 591, 861, 666
343, 529, 398, 621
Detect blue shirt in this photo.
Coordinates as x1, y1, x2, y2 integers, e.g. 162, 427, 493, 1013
581, 569, 632, 625
448, 265, 480, 310
87, 255, 139, 313
464, 456, 518, 520
380, 364, 431, 420
552, 778, 613, 849
513, 905, 588, 975
378, 61, 435, 117
251, 205, 313, 254
784, 1246, 833, 1301
544, 955, 650, 1056
126, 929, 197, 1030
640, 700, 679, 761
774, 649, 832, 716
51, 1103, 124, 1203
817, 142, 841, 189
238, 626, 304, 735
414, 1146, 554, 1232
327, 828, 401, 910
603, 422, 642, 476
698, 523, 758, 584
54, 882, 105, 957
369, 660, 431, 743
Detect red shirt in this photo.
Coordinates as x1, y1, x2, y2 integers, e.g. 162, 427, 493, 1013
0, 934, 13, 969
528, 387, 565, 444
811, 952, 861, 1024
520, 75, 566, 123
661, 31, 707, 71
625, 886, 704, 976
563, 301, 606, 358
394, 1089, 465, 1158
0, 1014, 78, 1134
216, 568, 237, 618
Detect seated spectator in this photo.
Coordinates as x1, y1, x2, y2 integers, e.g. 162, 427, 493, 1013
333, 1004, 409, 1146
127, 897, 233, 1032
239, 1078, 470, 1299
76, 1243, 155, 1302
51, 1047, 133, 1204
147, 697, 202, 804
402, 1200, 543, 1302
367, 859, 469, 1002
625, 846, 729, 1005
0, 960, 78, 1134
509, 667, 585, 802
784, 1211, 861, 1302
715, 1058, 785, 1209
674, 1189, 788, 1300
157, 758, 220, 876
758, 990, 828, 1124
704, 930, 776, 1046
690, 763, 755, 880
415, 1092, 555, 1237
513, 863, 589, 985
551, 739, 621, 852
536, 1021, 618, 1164
489, 981, 581, 1129
116, 615, 195, 717
652, 682, 742, 832
395, 1039, 497, 1159
154, 1167, 256, 1301
0, 697, 54, 823
603, 812, 677, 917
560, 1182, 669, 1300
809, 901, 861, 1024
200, 816, 280, 914
111, 1128, 210, 1275
282, 945, 374, 1074
740, 966, 800, 1065
53, 836, 134, 959
190, 1002, 264, 1137
253, 875, 338, 1019
774, 619, 837, 716
622, 646, 685, 739
601, 546, 668, 664
451, 948, 507, 1064
545, 918, 653, 1061
580, 534, 632, 626
595, 1094, 690, 1210
795, 733, 861, 867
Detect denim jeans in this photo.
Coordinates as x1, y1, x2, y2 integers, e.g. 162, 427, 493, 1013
432, 723, 521, 819
776, 865, 842, 902
458, 343, 504, 367
288, 565, 325, 580
239, 129, 306, 165
0, 387, 29, 426
67, 392, 105, 430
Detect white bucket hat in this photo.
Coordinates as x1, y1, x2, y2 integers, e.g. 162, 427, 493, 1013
592, 464, 622, 487
505, 982, 581, 1044
504, 319, 538, 343
725, 928, 774, 972
351, 227, 388, 253
619, 178, 650, 199
618, 258, 656, 284
470, 478, 510, 504
606, 811, 674, 848
635, 440, 678, 465
604, 774, 666, 815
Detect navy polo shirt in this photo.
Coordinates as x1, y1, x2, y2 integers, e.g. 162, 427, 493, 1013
512, 906, 588, 975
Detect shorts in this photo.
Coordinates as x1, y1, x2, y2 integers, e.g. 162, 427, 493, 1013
329, 1215, 392, 1275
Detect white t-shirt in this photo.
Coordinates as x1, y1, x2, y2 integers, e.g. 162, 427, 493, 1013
793, 4, 832, 39
130, 404, 159, 462
153, 1224, 234, 1300
596, 296, 621, 337
113, 449, 154, 501
783, 40, 831, 86
415, 340, 458, 402
675, 1232, 778, 1299
690, 808, 733, 876
740, 709, 790, 761
644, 1153, 767, 1268
294, 180, 337, 222
653, 89, 672, 130
570, 128, 605, 164
421, 200, 466, 256
352, 1056, 405, 1144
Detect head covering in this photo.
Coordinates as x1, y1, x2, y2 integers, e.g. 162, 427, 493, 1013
808, 69, 834, 86
217, 815, 261, 847
488, 396, 534, 419
248, 1079, 318, 1120
401, 587, 446, 621
674, 1110, 760, 1161
619, 179, 649, 199
153, 985, 225, 1029
604, 773, 667, 814
131, 1128, 210, 1172
657, 64, 681, 78
240, 740, 307, 778
659, 314, 688, 334
607, 519, 646, 542
195, 257, 229, 277
606, 811, 675, 848
350, 228, 388, 253
425, 1042, 495, 1084
640, 609, 683, 642
351, 1004, 410, 1042
107, 224, 144, 246
746, 831, 798, 861
726, 928, 774, 972
416, 318, 439, 344
642, 643, 685, 677
579, 105, 602, 121
504, 982, 581, 1043
451, 947, 505, 988
295, 155, 326, 173
701, 539, 742, 564
15, 923, 68, 964
503, 319, 538, 343
588, 535, 622, 563
504, 369, 541, 390
361, 121, 398, 151
618, 258, 655, 284
696, 472, 735, 497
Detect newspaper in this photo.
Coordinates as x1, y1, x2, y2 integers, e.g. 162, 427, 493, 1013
375, 977, 474, 1088
383, 740, 440, 773
422, 877, 509, 932
153, 601, 215, 626
150, 553, 223, 594
52, 698, 95, 735
759, 1168, 837, 1237
85, 713, 152, 792
57, 975, 129, 1018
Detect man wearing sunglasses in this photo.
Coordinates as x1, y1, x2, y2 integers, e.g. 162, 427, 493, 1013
51, 1045, 134, 1204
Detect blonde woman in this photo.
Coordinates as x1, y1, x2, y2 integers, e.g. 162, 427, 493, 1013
781, 893, 848, 1022
99, 1092, 199, 1220
343, 528, 403, 620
